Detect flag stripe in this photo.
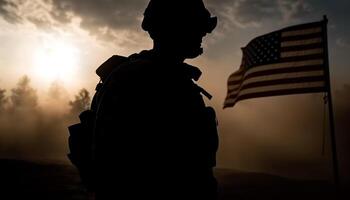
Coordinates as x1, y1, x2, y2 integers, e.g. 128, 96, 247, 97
228, 68, 324, 91
228, 75, 325, 96
224, 86, 325, 108
252, 59, 324, 71
281, 27, 322, 37
246, 65, 324, 80
226, 81, 325, 103
281, 48, 323, 58
281, 33, 323, 42
281, 38, 322, 47
281, 43, 323, 52
228, 66, 324, 90
227, 70, 244, 81
228, 59, 324, 83
280, 53, 324, 62
281, 21, 322, 32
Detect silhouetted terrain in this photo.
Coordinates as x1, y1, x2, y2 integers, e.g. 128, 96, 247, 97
215, 169, 340, 200
0, 159, 87, 200
0, 159, 346, 200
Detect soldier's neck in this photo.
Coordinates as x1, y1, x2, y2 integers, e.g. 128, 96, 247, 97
152, 43, 185, 64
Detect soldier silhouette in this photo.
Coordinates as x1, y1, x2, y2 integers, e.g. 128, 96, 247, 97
93, 0, 218, 199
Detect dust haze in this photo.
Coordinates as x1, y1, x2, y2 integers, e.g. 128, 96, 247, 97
0, 76, 90, 162
216, 84, 350, 181
1, 75, 350, 181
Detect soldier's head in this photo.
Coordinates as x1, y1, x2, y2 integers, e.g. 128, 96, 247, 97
142, 0, 217, 59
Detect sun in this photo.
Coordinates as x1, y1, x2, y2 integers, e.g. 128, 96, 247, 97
33, 38, 80, 84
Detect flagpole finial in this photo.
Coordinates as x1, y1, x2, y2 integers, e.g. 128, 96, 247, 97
323, 15, 328, 23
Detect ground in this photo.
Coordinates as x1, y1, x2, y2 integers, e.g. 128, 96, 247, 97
0, 159, 346, 200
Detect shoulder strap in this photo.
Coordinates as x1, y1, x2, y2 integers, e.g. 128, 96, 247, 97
194, 83, 213, 100
182, 63, 213, 100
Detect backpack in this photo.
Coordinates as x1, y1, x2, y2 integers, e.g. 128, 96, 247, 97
67, 55, 128, 191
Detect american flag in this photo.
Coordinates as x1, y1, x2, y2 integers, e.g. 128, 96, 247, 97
224, 19, 328, 108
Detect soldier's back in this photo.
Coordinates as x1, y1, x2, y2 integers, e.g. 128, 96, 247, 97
95, 51, 217, 199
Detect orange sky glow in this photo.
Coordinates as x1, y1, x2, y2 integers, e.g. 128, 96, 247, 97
0, 0, 349, 182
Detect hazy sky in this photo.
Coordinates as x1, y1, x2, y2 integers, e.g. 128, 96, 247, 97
0, 0, 349, 181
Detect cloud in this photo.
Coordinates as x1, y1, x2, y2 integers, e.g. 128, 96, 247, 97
0, 0, 314, 47
0, 0, 151, 48
0, 0, 57, 28
277, 0, 312, 21
0, 0, 21, 23
205, 0, 312, 30
0, 0, 312, 33
51, 0, 148, 31
0, 0, 149, 30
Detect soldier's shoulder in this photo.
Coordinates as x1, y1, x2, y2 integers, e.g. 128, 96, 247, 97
112, 58, 154, 84
119, 56, 154, 74
96, 55, 128, 82
96, 51, 156, 80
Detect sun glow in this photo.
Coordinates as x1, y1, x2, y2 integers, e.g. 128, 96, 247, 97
33, 38, 80, 84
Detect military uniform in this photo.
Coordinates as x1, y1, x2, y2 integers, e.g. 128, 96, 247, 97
94, 50, 218, 199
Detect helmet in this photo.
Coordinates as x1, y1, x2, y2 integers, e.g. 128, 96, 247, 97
142, 0, 217, 35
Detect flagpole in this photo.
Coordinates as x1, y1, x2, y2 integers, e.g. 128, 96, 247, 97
323, 15, 340, 186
